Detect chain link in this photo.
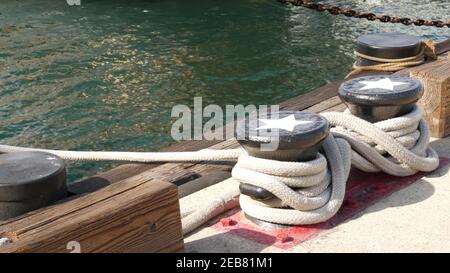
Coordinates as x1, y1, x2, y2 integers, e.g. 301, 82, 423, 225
279, 0, 450, 28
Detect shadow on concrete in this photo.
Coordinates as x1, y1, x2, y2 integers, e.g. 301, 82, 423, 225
352, 180, 435, 217
345, 137, 450, 220
425, 137, 450, 178
429, 137, 450, 154
185, 228, 273, 253
426, 162, 450, 178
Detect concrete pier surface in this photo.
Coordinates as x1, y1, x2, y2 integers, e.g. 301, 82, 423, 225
183, 136, 450, 253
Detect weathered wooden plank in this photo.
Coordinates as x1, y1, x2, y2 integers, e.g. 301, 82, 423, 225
324, 102, 347, 113
68, 145, 215, 195
432, 39, 450, 56
0, 178, 183, 253
279, 80, 342, 110
410, 58, 450, 138
445, 115, 450, 136
305, 96, 342, 113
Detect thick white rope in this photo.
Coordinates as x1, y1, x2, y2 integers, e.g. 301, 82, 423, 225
0, 237, 12, 247
0, 106, 439, 234
181, 180, 240, 235
321, 106, 440, 176
235, 135, 352, 225
227, 106, 439, 228
0, 145, 242, 162
180, 135, 352, 233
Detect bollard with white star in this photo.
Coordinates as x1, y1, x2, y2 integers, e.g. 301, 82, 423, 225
235, 111, 329, 200
338, 75, 423, 122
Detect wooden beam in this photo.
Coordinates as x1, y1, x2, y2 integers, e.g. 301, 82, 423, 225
424, 38, 450, 57
0, 178, 183, 253
410, 58, 450, 138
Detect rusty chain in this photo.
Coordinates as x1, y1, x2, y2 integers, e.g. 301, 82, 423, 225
278, 0, 450, 28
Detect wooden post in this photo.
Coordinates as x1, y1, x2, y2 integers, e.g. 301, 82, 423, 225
0, 177, 184, 253
410, 57, 450, 138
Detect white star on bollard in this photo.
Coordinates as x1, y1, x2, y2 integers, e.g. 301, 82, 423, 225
257, 115, 313, 132
358, 78, 408, 91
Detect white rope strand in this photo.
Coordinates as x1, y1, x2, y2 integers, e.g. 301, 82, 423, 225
0, 106, 439, 233
321, 106, 439, 176
0, 145, 243, 162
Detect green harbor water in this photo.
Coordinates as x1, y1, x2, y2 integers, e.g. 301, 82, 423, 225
0, 0, 449, 182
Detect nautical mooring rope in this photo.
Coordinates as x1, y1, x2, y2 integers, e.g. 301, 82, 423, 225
345, 47, 426, 78
179, 135, 351, 233
0, 145, 243, 162
181, 107, 439, 232
0, 106, 440, 233
322, 106, 439, 176
236, 135, 351, 225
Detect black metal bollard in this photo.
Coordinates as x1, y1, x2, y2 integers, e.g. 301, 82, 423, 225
235, 111, 330, 201
338, 74, 423, 122
0, 152, 68, 220
355, 32, 423, 67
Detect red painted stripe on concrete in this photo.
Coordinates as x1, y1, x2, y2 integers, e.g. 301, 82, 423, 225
213, 158, 450, 249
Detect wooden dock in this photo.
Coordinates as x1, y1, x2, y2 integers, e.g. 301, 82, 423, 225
0, 56, 449, 253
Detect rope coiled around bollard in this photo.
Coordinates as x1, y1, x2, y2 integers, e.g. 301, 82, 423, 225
235, 135, 351, 225
182, 106, 439, 231
321, 106, 439, 176
0, 106, 440, 233
345, 47, 426, 78
180, 135, 351, 233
